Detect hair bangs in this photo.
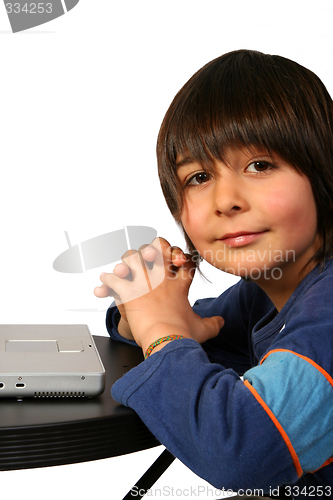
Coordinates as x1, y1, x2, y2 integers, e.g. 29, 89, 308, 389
160, 52, 309, 181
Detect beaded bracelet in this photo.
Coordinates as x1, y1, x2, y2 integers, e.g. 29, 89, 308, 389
144, 335, 184, 359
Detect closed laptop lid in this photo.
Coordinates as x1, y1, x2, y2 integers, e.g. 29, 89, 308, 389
0, 325, 105, 398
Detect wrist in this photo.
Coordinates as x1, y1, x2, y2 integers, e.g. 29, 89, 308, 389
144, 335, 185, 359
147, 340, 173, 356
118, 316, 134, 341
141, 323, 191, 358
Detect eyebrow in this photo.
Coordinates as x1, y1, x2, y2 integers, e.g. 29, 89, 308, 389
175, 156, 196, 169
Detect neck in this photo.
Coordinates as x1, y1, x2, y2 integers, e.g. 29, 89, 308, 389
254, 258, 318, 312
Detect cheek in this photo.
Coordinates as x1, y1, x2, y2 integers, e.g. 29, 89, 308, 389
181, 200, 206, 242
266, 181, 318, 240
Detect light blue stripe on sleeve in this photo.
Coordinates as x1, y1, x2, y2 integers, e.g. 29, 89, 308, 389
244, 351, 333, 472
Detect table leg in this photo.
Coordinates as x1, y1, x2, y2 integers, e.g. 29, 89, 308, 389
122, 448, 175, 499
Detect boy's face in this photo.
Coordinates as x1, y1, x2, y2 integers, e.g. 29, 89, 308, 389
177, 147, 321, 303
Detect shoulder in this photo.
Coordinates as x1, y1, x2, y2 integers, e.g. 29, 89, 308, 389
266, 260, 333, 371
287, 260, 333, 319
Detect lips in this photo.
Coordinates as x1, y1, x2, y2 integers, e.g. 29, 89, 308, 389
218, 231, 267, 247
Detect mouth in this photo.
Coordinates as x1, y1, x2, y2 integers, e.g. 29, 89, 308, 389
218, 231, 268, 247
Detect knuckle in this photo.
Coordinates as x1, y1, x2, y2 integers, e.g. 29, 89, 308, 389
123, 251, 144, 269
152, 236, 170, 248
140, 244, 157, 261
170, 245, 182, 254
138, 244, 149, 252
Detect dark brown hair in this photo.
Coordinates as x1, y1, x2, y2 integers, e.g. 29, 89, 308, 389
157, 49, 333, 266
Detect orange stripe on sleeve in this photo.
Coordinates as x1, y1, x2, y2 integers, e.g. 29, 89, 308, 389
259, 349, 333, 474
244, 379, 303, 477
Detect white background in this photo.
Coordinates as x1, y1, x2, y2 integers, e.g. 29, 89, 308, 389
0, 1, 332, 499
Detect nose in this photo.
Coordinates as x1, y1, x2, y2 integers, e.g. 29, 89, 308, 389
213, 170, 249, 216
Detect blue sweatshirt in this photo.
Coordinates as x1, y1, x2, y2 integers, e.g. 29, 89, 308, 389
107, 260, 333, 497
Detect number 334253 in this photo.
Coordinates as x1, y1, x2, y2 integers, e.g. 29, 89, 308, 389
5, 3, 53, 14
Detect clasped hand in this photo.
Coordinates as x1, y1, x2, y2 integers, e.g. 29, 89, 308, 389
94, 238, 224, 354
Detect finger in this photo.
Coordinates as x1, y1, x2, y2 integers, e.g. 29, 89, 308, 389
140, 244, 157, 263
93, 285, 108, 298
121, 249, 138, 259
98, 273, 123, 300
170, 246, 188, 267
150, 237, 172, 257
94, 283, 117, 299
122, 249, 148, 280
176, 253, 196, 277
101, 258, 151, 305
122, 248, 153, 279
113, 262, 131, 279
141, 238, 167, 289
143, 237, 176, 269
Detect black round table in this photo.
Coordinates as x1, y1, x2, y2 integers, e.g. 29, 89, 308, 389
0, 336, 160, 471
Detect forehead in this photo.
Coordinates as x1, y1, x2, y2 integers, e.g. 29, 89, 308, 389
175, 155, 198, 169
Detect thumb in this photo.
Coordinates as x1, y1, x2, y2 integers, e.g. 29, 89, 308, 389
201, 316, 224, 340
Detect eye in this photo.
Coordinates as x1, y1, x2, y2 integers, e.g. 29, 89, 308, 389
185, 171, 212, 187
246, 161, 273, 174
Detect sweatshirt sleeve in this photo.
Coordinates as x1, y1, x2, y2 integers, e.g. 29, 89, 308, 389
106, 279, 274, 373
110, 270, 333, 492
105, 301, 138, 346
111, 338, 299, 492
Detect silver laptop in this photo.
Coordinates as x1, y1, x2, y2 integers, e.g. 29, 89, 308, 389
0, 325, 105, 398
